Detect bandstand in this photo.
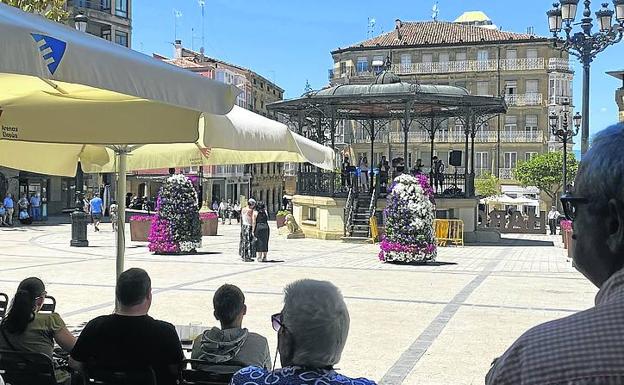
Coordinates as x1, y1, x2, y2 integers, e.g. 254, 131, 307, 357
268, 66, 507, 241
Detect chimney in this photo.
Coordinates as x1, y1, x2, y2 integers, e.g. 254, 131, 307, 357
174, 39, 182, 59
395, 19, 402, 40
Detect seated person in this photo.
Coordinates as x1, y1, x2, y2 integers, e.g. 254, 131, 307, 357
231, 279, 376, 385
191, 284, 271, 373
0, 277, 76, 384
70, 268, 183, 385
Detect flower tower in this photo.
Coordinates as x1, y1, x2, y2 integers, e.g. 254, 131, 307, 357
148, 174, 202, 254
379, 173, 437, 263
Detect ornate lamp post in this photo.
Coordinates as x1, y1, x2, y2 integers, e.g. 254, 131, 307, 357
74, 13, 88, 32
547, 1, 624, 156
549, 102, 582, 194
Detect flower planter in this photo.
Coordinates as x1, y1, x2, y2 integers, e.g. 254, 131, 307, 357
276, 215, 287, 228
201, 217, 218, 236
130, 217, 152, 242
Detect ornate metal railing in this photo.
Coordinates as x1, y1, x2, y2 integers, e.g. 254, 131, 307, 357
430, 172, 475, 198
388, 130, 543, 144
296, 172, 335, 196
548, 58, 573, 72
504, 93, 543, 106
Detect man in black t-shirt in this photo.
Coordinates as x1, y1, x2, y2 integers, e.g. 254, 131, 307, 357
70, 268, 183, 385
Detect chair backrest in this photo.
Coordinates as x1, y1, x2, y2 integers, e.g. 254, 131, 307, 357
0, 349, 57, 385
181, 359, 235, 385
39, 296, 56, 314
84, 367, 157, 385
0, 294, 8, 320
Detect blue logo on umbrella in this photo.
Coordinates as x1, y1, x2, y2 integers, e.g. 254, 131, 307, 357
31, 34, 67, 75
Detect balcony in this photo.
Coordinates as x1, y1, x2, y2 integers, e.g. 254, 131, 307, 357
387, 130, 543, 143
504, 93, 543, 106
67, 0, 111, 11
499, 168, 514, 180
548, 58, 573, 72
389, 58, 545, 76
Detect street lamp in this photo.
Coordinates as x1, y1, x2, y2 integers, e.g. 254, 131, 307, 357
549, 102, 581, 194
547, 1, 624, 157
74, 13, 88, 32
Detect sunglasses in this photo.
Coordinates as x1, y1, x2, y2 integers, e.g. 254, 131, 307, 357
560, 193, 589, 221
271, 313, 284, 332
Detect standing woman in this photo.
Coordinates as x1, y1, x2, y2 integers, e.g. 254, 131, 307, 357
0, 277, 76, 384
253, 201, 270, 262
239, 199, 256, 262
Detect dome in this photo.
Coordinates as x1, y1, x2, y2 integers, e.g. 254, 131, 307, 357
373, 70, 402, 85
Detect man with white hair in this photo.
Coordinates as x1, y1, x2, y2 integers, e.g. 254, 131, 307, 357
230, 279, 376, 385
486, 123, 624, 385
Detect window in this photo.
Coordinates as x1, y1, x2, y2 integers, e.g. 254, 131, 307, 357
101, 0, 111, 10
455, 52, 467, 61
525, 115, 538, 141
477, 49, 489, 61
504, 152, 517, 169
400, 54, 411, 72
476, 81, 490, 96
504, 115, 517, 140
438, 52, 450, 71
101, 26, 111, 41
526, 80, 539, 94
307, 207, 317, 221
421, 53, 433, 62
476, 152, 489, 172
525, 152, 538, 161
115, 0, 128, 18
505, 81, 517, 95
114, 30, 128, 47
356, 57, 368, 73
372, 56, 384, 74
526, 48, 538, 59
506, 49, 517, 60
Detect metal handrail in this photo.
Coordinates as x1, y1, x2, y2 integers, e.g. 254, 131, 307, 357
367, 178, 379, 237
344, 186, 355, 236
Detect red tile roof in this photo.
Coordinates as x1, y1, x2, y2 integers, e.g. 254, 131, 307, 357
334, 21, 547, 53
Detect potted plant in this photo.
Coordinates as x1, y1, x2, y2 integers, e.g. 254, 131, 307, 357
129, 215, 154, 242
276, 210, 290, 228
200, 211, 219, 236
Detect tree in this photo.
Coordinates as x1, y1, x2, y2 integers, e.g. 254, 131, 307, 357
1, 0, 68, 22
475, 172, 501, 197
514, 151, 578, 204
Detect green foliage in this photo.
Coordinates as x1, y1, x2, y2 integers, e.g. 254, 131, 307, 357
1, 0, 68, 22
475, 172, 501, 198
514, 151, 578, 201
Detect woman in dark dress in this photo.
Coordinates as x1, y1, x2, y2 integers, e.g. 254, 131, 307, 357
253, 201, 270, 262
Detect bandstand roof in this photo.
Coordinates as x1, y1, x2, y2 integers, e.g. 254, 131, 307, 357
267, 73, 507, 120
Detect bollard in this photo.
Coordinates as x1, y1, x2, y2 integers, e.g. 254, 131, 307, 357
70, 196, 89, 247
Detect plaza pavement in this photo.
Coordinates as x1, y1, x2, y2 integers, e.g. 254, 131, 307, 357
0, 218, 597, 385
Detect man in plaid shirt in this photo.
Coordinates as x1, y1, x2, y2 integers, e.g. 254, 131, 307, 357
486, 123, 624, 385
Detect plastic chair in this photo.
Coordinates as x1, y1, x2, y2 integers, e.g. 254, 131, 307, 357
0, 349, 57, 385
83, 366, 157, 385
181, 359, 237, 385
39, 296, 56, 314
0, 293, 8, 319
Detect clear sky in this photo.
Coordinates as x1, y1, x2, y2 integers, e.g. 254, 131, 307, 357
132, 0, 624, 150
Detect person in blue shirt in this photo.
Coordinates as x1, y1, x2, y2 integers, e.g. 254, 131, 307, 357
89, 193, 104, 232
30, 193, 41, 221
231, 279, 376, 385
3, 193, 14, 226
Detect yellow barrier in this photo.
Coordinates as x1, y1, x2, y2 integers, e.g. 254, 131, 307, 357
369, 216, 379, 242
434, 219, 464, 246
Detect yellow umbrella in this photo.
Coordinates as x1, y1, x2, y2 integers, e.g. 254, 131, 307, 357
0, 4, 239, 278
84, 107, 336, 173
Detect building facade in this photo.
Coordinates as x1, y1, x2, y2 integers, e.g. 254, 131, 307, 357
66, 0, 132, 47
330, 12, 573, 198
151, 42, 286, 213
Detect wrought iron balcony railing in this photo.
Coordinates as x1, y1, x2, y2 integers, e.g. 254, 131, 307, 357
504, 93, 543, 106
